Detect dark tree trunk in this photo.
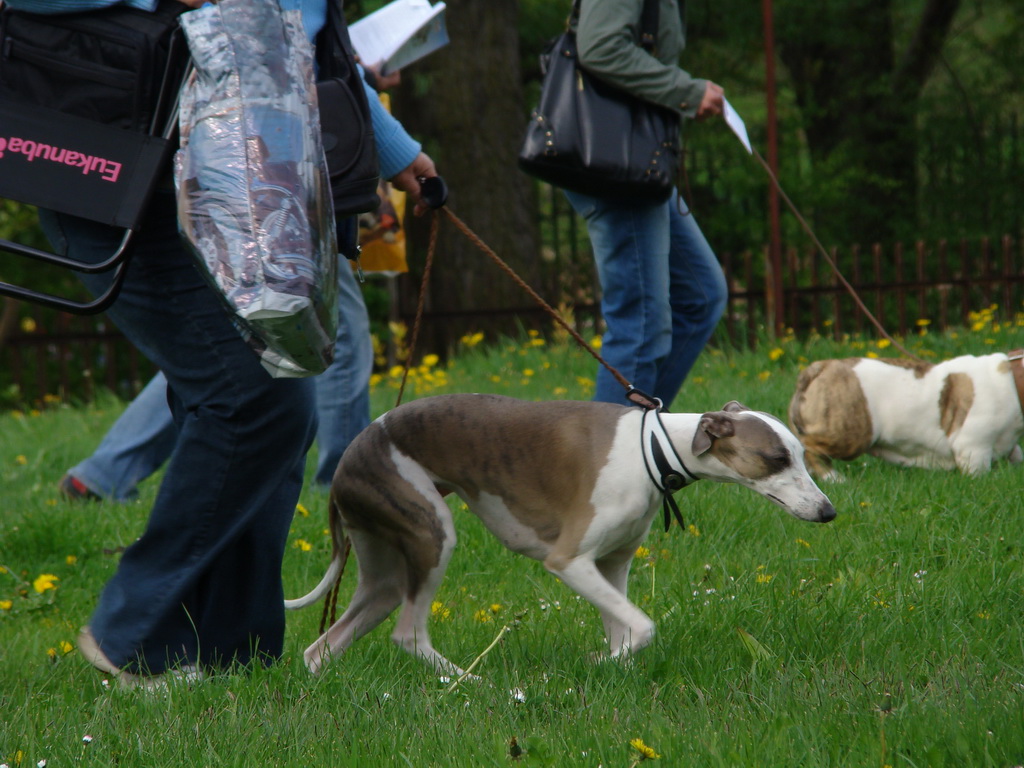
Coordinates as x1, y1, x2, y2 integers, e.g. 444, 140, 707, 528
391, 0, 542, 357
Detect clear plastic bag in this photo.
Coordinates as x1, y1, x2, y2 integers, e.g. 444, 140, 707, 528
175, 0, 338, 377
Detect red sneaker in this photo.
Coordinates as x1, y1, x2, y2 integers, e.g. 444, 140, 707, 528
58, 474, 102, 502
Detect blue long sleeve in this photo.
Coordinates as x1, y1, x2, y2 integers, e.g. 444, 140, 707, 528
358, 66, 420, 180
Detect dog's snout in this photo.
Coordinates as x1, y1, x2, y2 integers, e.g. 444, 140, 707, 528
817, 500, 837, 523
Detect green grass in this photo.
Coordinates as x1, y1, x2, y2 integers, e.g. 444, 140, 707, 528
2, 322, 1024, 767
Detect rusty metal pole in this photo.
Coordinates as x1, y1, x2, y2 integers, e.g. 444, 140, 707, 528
763, 0, 784, 335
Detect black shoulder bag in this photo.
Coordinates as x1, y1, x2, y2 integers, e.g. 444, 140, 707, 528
315, 0, 381, 219
517, 0, 681, 204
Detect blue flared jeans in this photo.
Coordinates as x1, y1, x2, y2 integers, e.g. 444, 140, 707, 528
41, 187, 317, 673
564, 187, 728, 408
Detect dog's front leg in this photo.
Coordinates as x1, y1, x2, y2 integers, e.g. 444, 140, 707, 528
594, 550, 641, 657
546, 555, 654, 659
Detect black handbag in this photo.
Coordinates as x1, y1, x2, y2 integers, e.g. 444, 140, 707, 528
315, 0, 380, 220
517, 0, 681, 204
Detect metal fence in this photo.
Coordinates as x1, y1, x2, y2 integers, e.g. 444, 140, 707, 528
3, 231, 1021, 409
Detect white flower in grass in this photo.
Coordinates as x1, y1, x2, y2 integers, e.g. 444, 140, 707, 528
82, 735, 93, 744
510, 687, 526, 704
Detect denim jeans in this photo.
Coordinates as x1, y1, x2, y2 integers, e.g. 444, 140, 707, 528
312, 254, 373, 484
564, 187, 727, 408
67, 255, 372, 499
41, 187, 317, 673
68, 372, 178, 502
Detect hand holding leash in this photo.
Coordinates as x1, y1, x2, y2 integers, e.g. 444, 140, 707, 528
418, 175, 448, 209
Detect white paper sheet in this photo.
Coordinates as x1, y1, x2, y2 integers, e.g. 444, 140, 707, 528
723, 98, 752, 154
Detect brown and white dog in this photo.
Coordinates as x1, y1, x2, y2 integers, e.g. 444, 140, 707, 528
788, 352, 1024, 479
286, 394, 835, 676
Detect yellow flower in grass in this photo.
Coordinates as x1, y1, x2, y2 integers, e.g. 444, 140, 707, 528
768, 347, 784, 361
687, 524, 700, 537
795, 538, 811, 548
293, 539, 312, 552
431, 601, 451, 620
21, 316, 37, 333
295, 503, 310, 518
422, 353, 440, 368
877, 338, 891, 349
591, 336, 603, 350
66, 555, 77, 566
866, 351, 879, 359
33, 574, 59, 594
489, 603, 502, 614
59, 640, 74, 655
0, 599, 13, 611
474, 609, 492, 623
757, 371, 771, 381
629, 738, 661, 760
15, 455, 27, 466
635, 546, 651, 560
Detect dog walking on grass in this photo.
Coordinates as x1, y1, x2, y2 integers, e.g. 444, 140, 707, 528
287, 394, 836, 676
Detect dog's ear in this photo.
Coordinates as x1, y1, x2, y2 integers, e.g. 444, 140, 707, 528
693, 412, 736, 455
722, 400, 750, 413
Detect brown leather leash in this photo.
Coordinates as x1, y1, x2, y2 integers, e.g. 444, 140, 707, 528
751, 148, 924, 363
395, 203, 660, 410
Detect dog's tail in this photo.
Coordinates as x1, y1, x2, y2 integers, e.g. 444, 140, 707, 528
284, 494, 350, 611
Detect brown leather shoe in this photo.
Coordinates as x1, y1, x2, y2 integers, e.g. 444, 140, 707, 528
77, 627, 204, 690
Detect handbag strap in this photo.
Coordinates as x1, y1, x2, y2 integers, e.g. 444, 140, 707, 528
569, 0, 661, 53
316, 0, 360, 78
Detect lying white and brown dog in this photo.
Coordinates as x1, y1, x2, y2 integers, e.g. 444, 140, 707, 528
286, 394, 835, 676
788, 351, 1024, 478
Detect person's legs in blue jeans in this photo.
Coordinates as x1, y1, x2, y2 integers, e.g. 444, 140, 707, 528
66, 372, 176, 502
313, 255, 372, 486
564, 189, 725, 408
651, 191, 727, 406
42, 187, 317, 674
564, 189, 672, 405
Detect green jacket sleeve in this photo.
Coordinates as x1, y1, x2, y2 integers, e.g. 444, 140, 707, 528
574, 0, 707, 119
